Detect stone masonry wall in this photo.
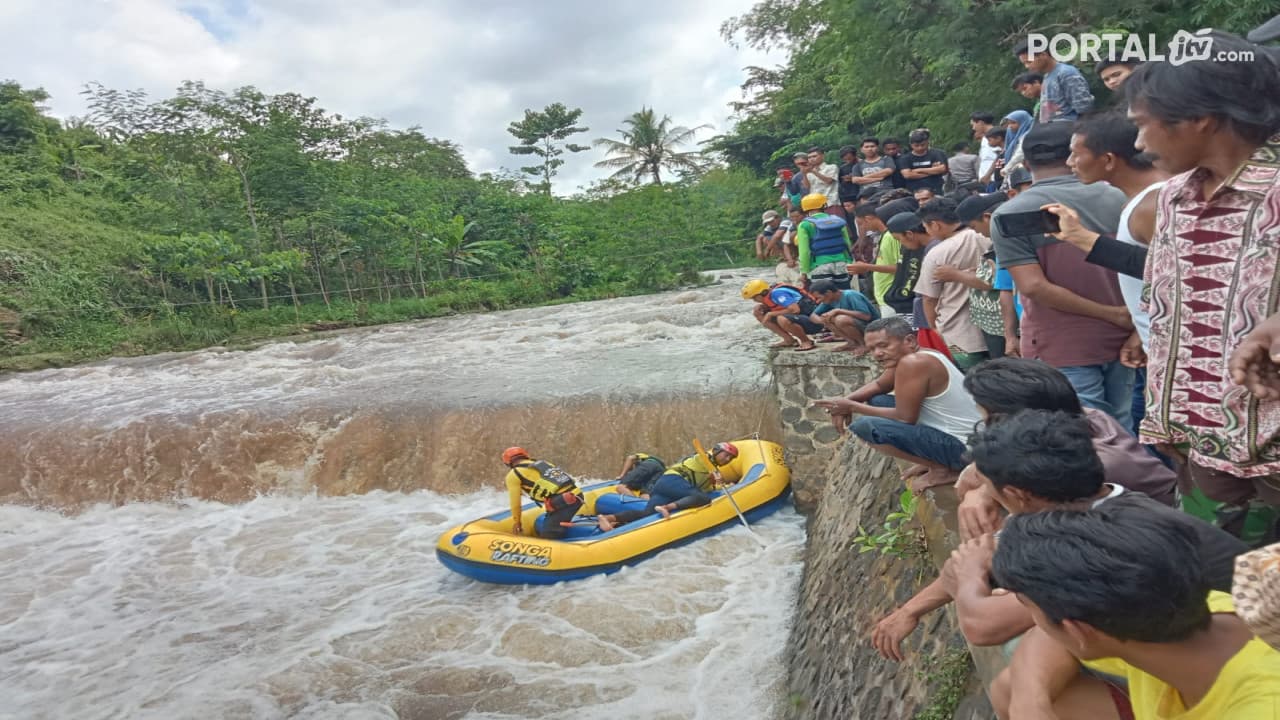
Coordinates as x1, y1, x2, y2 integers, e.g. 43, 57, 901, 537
770, 347, 996, 720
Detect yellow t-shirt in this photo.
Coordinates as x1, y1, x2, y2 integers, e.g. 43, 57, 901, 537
1083, 591, 1280, 719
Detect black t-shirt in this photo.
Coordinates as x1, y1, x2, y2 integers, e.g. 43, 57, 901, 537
896, 148, 949, 193
837, 161, 861, 203
885, 244, 925, 314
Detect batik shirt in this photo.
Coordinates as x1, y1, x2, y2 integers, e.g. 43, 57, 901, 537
1141, 137, 1280, 477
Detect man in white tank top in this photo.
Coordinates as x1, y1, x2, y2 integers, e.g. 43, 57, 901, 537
814, 316, 982, 492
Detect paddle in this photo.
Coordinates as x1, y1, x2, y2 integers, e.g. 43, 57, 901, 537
693, 438, 759, 539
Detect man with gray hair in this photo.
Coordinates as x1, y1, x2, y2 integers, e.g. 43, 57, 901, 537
814, 316, 982, 491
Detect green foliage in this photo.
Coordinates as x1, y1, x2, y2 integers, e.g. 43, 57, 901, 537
593, 107, 711, 185
914, 647, 974, 720
853, 488, 925, 558
507, 102, 591, 193
714, 0, 1277, 172
0, 81, 774, 368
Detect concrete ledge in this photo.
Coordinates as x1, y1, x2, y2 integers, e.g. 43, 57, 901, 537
773, 348, 1000, 720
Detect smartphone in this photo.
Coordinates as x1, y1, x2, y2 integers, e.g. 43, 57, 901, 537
996, 209, 1061, 236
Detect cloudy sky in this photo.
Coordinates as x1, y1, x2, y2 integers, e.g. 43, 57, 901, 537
2, 0, 783, 192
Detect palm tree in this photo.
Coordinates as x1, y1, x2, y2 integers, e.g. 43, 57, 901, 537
593, 108, 709, 185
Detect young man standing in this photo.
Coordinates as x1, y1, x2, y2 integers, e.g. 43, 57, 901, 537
849, 137, 895, 195
1011, 72, 1043, 118
882, 137, 905, 188
805, 147, 843, 218
1121, 33, 1280, 515
979, 128, 1006, 190
971, 112, 1000, 189
848, 200, 908, 318
990, 504, 1279, 720
784, 152, 808, 210
814, 316, 982, 491
1095, 56, 1139, 92
897, 129, 949, 196
836, 145, 861, 208
915, 197, 992, 370
989, 122, 1134, 427
1015, 40, 1095, 122
947, 142, 979, 191
1041, 111, 1170, 436
880, 210, 932, 324
808, 278, 879, 355
932, 193, 1012, 359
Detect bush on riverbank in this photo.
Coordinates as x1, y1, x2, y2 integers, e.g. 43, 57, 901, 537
0, 81, 772, 370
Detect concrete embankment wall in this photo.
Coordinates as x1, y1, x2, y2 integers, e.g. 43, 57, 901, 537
771, 349, 998, 720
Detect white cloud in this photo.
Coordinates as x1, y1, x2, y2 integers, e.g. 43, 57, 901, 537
2, 0, 783, 193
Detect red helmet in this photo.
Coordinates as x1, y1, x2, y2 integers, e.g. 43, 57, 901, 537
502, 447, 529, 465
712, 442, 739, 461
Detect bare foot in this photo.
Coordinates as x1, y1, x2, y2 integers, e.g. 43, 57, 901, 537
597, 515, 617, 531
901, 464, 930, 481
769, 340, 798, 349
656, 504, 672, 520
910, 467, 960, 494
793, 343, 817, 352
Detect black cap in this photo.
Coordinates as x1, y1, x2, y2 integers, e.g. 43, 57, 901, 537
886, 212, 923, 234
1007, 167, 1033, 187
1020, 121, 1074, 163
1249, 13, 1280, 43
809, 279, 839, 294
874, 198, 918, 224
957, 193, 1008, 223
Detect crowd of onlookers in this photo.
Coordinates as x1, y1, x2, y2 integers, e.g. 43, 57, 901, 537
745, 27, 1280, 719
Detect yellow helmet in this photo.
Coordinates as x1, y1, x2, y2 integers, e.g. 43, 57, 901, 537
741, 279, 770, 299
800, 193, 828, 211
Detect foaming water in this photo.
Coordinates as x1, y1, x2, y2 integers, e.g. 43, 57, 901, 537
0, 270, 779, 507
0, 491, 805, 720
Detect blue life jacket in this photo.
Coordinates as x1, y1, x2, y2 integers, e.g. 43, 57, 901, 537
803, 215, 850, 259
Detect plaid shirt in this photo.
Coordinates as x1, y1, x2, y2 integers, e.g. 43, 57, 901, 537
1141, 137, 1280, 477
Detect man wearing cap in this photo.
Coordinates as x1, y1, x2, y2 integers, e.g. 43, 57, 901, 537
990, 122, 1133, 427
914, 197, 992, 370
897, 129, 950, 196
882, 210, 933, 326
755, 209, 785, 260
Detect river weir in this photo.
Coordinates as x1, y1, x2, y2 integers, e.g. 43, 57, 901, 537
0, 271, 805, 720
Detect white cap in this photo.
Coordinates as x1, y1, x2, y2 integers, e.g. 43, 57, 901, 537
762, 210, 781, 222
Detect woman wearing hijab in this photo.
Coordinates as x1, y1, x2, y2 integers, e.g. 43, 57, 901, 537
999, 110, 1035, 182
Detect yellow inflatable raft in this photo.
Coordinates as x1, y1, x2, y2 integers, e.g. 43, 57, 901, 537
435, 438, 790, 584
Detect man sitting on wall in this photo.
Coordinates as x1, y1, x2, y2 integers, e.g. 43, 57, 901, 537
814, 316, 981, 491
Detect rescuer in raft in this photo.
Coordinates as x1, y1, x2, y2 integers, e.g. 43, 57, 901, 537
614, 452, 667, 497
596, 442, 740, 531
501, 447, 584, 539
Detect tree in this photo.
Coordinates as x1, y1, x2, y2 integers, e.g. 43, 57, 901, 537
593, 108, 709, 185
507, 103, 589, 194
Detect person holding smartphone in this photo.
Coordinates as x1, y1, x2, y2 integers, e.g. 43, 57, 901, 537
988, 122, 1133, 428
